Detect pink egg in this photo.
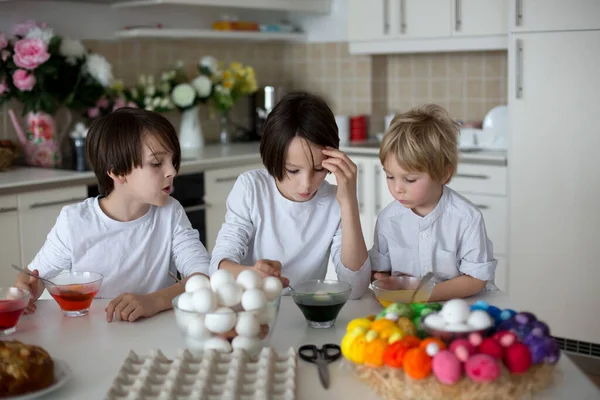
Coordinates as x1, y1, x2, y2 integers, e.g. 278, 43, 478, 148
449, 339, 475, 362
465, 354, 501, 383
432, 350, 462, 385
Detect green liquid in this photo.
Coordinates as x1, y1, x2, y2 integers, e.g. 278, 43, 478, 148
294, 296, 346, 322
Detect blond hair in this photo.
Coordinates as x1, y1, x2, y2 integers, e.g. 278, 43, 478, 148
379, 104, 459, 183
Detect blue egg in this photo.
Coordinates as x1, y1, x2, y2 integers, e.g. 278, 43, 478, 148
499, 309, 517, 321
471, 300, 489, 311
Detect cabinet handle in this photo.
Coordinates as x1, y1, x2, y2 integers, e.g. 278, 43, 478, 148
516, 38, 524, 99
475, 204, 490, 210
183, 204, 209, 213
383, 0, 390, 35
29, 197, 88, 209
515, 0, 523, 27
455, 173, 489, 180
0, 206, 17, 213
454, 0, 461, 31
215, 176, 239, 183
399, 0, 406, 34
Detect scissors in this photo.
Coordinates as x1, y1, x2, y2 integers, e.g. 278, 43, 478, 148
298, 344, 342, 389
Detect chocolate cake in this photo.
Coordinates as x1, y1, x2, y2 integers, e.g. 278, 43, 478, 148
0, 340, 54, 397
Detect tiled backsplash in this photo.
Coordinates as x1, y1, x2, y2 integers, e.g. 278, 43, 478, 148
0, 41, 507, 142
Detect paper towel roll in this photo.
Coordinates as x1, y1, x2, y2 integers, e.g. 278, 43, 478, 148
335, 115, 350, 145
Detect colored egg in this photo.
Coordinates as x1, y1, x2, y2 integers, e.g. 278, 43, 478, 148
499, 308, 517, 321
514, 311, 537, 325
471, 300, 489, 311
397, 317, 417, 337
427, 302, 443, 312
347, 318, 372, 333
432, 350, 462, 385
386, 303, 414, 319
410, 302, 428, 316
465, 354, 501, 382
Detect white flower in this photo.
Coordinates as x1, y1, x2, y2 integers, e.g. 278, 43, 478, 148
152, 97, 161, 107
59, 38, 86, 65
130, 88, 139, 99
145, 85, 156, 97
139, 75, 147, 86
147, 75, 155, 86
175, 59, 184, 69
215, 84, 230, 95
171, 83, 196, 108
145, 105, 154, 111
84, 53, 113, 87
160, 98, 171, 108
191, 75, 212, 98
26, 27, 54, 44
144, 97, 152, 106
199, 56, 218, 73
160, 82, 171, 94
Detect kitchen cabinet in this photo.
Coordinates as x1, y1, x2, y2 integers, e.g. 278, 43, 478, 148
348, 0, 509, 54
508, 29, 600, 344
106, 0, 332, 13
510, 0, 600, 32
0, 195, 21, 286
204, 163, 263, 253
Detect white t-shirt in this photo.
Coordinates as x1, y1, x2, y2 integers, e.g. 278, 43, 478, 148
29, 196, 210, 298
369, 185, 497, 289
209, 169, 371, 299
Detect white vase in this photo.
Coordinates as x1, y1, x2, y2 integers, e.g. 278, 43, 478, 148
179, 106, 204, 159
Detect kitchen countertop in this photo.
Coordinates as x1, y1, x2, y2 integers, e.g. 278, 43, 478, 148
10, 290, 600, 400
0, 141, 507, 195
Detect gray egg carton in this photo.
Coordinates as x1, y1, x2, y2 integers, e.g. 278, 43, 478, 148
105, 347, 297, 400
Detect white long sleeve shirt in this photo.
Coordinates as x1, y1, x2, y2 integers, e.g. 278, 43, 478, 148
369, 185, 498, 290
209, 169, 371, 299
29, 196, 210, 298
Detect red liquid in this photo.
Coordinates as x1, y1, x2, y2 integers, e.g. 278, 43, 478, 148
0, 301, 25, 329
50, 288, 98, 311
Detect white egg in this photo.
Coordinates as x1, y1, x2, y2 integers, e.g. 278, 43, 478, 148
210, 269, 234, 292
445, 323, 472, 332
204, 307, 236, 333
467, 310, 493, 330
203, 337, 232, 353
192, 288, 217, 313
177, 292, 195, 312
185, 274, 211, 293
424, 313, 447, 330
231, 336, 261, 355
254, 306, 277, 325
237, 269, 262, 290
241, 289, 267, 311
262, 276, 283, 302
185, 337, 206, 352
441, 299, 471, 324
235, 312, 261, 338
187, 316, 212, 340
6, 287, 23, 301
175, 310, 196, 332
215, 282, 243, 308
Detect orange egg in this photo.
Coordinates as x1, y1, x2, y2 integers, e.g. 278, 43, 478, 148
404, 348, 432, 380
364, 338, 387, 367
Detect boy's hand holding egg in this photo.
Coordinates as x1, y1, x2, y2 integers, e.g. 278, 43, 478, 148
251, 259, 290, 288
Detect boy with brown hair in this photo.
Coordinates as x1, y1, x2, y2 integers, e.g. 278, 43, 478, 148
14, 108, 210, 322
370, 104, 497, 301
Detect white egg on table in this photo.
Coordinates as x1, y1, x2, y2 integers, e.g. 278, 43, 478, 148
467, 310, 493, 330
241, 289, 267, 311
192, 288, 217, 313
185, 274, 210, 293
185, 337, 206, 353
210, 269, 235, 292
215, 282, 243, 308
440, 299, 471, 324
204, 307, 236, 333
235, 312, 261, 338
231, 336, 261, 355
445, 323, 472, 332
177, 292, 195, 312
424, 313, 447, 330
237, 269, 262, 290
203, 337, 232, 353
262, 276, 283, 302
254, 306, 276, 325
187, 315, 212, 340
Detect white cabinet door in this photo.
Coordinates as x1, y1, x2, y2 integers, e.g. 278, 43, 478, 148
18, 186, 88, 267
508, 31, 600, 343
375, 166, 395, 217
403, 0, 452, 38
510, 0, 600, 32
347, 0, 391, 41
0, 195, 20, 286
461, 194, 507, 255
453, 0, 508, 36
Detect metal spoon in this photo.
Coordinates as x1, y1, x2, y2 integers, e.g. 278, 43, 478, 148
11, 264, 57, 287
410, 272, 435, 303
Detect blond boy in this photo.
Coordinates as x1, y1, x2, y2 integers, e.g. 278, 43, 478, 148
369, 104, 497, 301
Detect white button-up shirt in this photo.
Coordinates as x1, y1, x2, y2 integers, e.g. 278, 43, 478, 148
369, 186, 497, 289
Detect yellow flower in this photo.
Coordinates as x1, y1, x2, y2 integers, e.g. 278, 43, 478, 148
230, 62, 243, 73
222, 70, 232, 80
223, 79, 233, 89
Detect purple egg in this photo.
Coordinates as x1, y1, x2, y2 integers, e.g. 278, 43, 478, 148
542, 337, 561, 364
499, 309, 517, 321
524, 335, 547, 364
514, 311, 537, 325
513, 324, 533, 341
529, 320, 550, 337
497, 319, 518, 332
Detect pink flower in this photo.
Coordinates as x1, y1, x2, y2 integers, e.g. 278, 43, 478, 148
0, 79, 7, 96
0, 33, 6, 51
87, 107, 100, 119
112, 98, 126, 111
96, 97, 109, 109
28, 112, 55, 141
1, 50, 10, 62
127, 101, 138, 108
12, 69, 36, 91
13, 38, 50, 70
13, 20, 46, 37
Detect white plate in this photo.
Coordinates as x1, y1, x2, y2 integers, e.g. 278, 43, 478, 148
5, 358, 71, 400
482, 105, 508, 137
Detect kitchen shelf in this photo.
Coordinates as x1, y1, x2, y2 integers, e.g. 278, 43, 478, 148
114, 28, 306, 41
111, 0, 331, 13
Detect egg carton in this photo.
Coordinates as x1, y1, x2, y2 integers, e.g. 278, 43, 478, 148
105, 347, 297, 400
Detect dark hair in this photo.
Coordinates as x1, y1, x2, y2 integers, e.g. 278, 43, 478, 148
86, 108, 181, 196
259, 91, 339, 181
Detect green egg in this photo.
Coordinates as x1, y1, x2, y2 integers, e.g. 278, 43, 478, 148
385, 303, 414, 319
375, 310, 387, 320
427, 302, 443, 311
420, 307, 434, 318
410, 302, 427, 315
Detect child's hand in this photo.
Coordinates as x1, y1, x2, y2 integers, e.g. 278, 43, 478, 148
251, 259, 290, 288
322, 147, 358, 208
105, 293, 160, 322
14, 268, 44, 315
371, 271, 391, 282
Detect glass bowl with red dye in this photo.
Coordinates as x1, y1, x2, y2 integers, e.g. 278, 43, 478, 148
0, 287, 30, 335
46, 271, 103, 317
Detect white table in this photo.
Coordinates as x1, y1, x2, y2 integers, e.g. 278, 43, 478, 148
10, 291, 600, 399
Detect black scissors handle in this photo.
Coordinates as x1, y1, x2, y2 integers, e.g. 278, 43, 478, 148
298, 344, 342, 363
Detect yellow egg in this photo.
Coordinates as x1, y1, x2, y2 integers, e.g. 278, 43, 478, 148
347, 318, 372, 333
370, 318, 396, 333
379, 325, 402, 340
397, 316, 418, 337
388, 330, 405, 344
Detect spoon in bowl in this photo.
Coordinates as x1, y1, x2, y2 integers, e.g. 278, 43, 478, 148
409, 272, 435, 303
11, 264, 57, 287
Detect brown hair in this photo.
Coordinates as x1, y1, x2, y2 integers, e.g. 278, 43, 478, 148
379, 104, 459, 183
86, 108, 181, 196
259, 91, 339, 181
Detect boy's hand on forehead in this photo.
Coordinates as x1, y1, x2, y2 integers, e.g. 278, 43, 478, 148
252, 259, 290, 288
321, 147, 359, 208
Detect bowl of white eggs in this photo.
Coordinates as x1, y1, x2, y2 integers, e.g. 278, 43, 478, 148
420, 299, 495, 343
173, 269, 283, 356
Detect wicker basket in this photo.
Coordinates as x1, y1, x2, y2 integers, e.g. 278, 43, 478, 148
0, 145, 18, 172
